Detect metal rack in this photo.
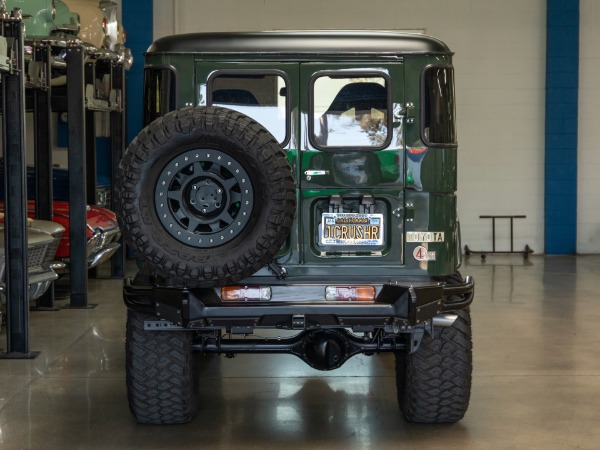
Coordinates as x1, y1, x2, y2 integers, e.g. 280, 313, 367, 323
1, 11, 126, 356
464, 215, 533, 260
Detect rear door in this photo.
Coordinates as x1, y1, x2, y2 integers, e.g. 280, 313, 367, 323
299, 63, 405, 267
195, 62, 300, 263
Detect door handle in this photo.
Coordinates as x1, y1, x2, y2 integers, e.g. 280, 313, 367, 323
304, 170, 329, 180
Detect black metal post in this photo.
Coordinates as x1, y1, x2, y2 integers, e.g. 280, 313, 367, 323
66, 46, 90, 308
85, 107, 99, 279
33, 43, 56, 310
85, 108, 97, 206
84, 61, 97, 207
110, 62, 125, 277
0, 17, 38, 358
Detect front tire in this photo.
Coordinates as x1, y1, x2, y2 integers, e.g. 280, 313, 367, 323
126, 309, 199, 424
395, 309, 472, 423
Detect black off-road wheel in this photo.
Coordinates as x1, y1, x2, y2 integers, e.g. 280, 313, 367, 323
115, 106, 296, 287
126, 309, 199, 424
395, 308, 472, 423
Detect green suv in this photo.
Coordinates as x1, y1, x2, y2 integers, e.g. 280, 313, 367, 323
117, 30, 475, 425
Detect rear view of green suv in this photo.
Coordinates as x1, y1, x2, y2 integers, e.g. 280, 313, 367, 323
117, 30, 474, 425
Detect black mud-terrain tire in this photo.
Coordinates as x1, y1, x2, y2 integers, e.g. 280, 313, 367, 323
395, 308, 472, 423
126, 309, 199, 424
115, 106, 296, 287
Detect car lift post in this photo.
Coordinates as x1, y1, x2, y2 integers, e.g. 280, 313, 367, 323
32, 43, 57, 310
66, 45, 94, 309
110, 61, 125, 277
0, 12, 39, 358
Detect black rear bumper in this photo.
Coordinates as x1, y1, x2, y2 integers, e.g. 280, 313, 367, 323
123, 276, 474, 330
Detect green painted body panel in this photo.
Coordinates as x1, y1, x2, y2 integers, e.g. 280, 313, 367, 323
143, 40, 459, 278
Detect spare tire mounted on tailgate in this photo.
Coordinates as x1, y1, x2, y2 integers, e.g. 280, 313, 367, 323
116, 106, 296, 287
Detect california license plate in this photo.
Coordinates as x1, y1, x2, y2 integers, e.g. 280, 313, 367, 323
320, 213, 384, 246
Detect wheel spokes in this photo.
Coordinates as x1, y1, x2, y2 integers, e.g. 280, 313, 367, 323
167, 189, 183, 203
155, 148, 253, 248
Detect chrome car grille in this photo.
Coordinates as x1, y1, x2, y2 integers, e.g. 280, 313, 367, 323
28, 243, 48, 269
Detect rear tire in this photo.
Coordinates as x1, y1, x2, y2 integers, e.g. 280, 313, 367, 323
126, 309, 199, 424
395, 308, 472, 423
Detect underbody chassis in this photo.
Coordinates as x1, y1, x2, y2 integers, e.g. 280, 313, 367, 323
124, 276, 474, 370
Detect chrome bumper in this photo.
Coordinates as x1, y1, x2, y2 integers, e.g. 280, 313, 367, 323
0, 266, 61, 300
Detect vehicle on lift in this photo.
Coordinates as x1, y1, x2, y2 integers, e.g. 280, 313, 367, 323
10, 0, 129, 106
62, 0, 133, 68
7, 0, 80, 40
117, 30, 475, 425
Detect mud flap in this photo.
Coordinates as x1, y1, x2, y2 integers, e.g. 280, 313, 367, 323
376, 283, 444, 326
408, 285, 444, 325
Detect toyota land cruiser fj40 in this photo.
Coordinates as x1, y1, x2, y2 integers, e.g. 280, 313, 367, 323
116, 30, 475, 425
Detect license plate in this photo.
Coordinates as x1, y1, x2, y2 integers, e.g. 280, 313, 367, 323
320, 213, 384, 246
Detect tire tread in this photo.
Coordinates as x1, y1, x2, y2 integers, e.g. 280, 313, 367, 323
396, 308, 472, 423
126, 310, 199, 424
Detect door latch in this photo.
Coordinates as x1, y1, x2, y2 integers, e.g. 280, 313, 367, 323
305, 170, 329, 181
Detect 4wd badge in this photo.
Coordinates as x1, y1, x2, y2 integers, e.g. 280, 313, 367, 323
413, 245, 436, 261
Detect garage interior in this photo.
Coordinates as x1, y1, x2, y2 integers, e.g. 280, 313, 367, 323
1, 0, 599, 448
1, 256, 599, 448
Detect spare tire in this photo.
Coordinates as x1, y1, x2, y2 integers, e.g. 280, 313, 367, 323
115, 106, 296, 287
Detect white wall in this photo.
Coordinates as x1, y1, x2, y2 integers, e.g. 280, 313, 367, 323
578, 1, 600, 253
154, 0, 549, 254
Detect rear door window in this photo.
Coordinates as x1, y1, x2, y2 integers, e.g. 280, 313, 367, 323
208, 71, 289, 146
310, 73, 391, 150
143, 67, 177, 126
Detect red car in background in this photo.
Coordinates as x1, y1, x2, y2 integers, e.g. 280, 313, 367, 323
42, 201, 121, 270
0, 201, 121, 271
0, 162, 121, 271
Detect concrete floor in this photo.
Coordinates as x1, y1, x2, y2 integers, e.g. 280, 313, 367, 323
1, 255, 599, 449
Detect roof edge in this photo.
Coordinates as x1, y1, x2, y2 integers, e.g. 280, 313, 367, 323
147, 30, 451, 55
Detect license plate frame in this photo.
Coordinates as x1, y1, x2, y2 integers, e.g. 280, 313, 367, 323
320, 212, 384, 246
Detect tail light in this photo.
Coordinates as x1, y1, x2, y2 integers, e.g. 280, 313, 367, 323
102, 17, 108, 35
221, 285, 271, 302
325, 286, 376, 302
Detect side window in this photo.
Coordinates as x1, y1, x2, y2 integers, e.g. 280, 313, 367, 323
208, 72, 289, 146
421, 66, 457, 146
311, 74, 390, 150
143, 67, 177, 126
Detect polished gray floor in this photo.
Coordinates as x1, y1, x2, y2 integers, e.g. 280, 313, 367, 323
1, 255, 600, 449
